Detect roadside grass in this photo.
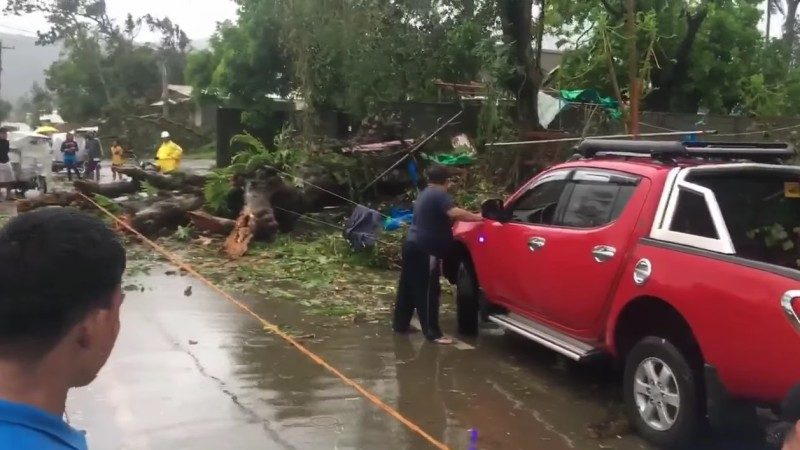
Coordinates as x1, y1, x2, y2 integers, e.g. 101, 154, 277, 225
126, 228, 410, 322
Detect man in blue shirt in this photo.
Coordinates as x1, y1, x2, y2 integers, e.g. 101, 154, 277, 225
0, 208, 127, 449
392, 165, 482, 344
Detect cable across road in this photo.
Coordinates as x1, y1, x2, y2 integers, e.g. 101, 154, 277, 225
78, 193, 449, 450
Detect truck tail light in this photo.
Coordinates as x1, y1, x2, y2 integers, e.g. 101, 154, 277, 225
782, 291, 800, 333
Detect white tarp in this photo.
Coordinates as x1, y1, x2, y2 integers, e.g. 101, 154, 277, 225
538, 91, 565, 129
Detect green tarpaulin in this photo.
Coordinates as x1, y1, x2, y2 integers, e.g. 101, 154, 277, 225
423, 152, 476, 167
560, 89, 623, 120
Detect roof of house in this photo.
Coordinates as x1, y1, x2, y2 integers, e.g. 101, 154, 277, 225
168, 84, 194, 98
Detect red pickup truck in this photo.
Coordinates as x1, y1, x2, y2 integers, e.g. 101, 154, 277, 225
445, 140, 800, 447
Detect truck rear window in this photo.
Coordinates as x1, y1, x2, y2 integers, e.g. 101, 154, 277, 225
688, 170, 800, 270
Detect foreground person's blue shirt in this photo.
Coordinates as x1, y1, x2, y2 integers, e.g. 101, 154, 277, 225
0, 399, 87, 449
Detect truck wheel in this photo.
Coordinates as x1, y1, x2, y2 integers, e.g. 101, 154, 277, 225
623, 336, 702, 448
455, 261, 479, 336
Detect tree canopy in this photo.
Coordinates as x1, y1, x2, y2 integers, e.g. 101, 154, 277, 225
5, 0, 190, 124
10, 0, 800, 130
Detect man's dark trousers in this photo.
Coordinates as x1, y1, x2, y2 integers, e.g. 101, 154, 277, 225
392, 240, 443, 341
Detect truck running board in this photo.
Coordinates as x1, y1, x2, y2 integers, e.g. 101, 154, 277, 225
488, 313, 600, 362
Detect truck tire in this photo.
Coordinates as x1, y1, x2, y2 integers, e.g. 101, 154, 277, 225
455, 261, 479, 336
623, 336, 702, 448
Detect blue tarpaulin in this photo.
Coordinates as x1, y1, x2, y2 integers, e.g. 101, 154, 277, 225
384, 206, 413, 231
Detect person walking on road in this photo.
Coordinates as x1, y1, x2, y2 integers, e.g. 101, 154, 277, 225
84, 132, 103, 182
392, 165, 483, 345
110, 140, 126, 181
0, 208, 127, 450
155, 131, 183, 173
0, 129, 15, 201
60, 133, 81, 181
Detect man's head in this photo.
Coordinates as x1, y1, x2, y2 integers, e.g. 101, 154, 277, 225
66, 132, 74, 142
160, 131, 171, 143
0, 208, 126, 387
426, 165, 454, 189
0, 128, 7, 141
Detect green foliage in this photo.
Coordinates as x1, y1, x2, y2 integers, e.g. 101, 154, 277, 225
173, 225, 195, 242
141, 182, 159, 197
92, 194, 121, 214
203, 170, 233, 216
203, 126, 307, 214
6, 0, 190, 124
552, 0, 800, 116
187, 0, 495, 123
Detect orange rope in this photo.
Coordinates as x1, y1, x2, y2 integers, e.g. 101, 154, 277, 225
79, 193, 449, 450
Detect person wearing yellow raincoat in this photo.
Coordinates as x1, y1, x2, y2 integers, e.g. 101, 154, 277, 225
155, 131, 183, 173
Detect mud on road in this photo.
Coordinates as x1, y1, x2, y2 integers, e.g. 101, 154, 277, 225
65, 265, 772, 450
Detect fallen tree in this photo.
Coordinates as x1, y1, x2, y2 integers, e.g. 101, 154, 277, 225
187, 211, 236, 236
119, 194, 206, 237
16, 192, 83, 213
74, 179, 141, 198
224, 166, 303, 258
115, 167, 206, 192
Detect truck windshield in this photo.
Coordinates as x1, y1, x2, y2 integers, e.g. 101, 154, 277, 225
688, 169, 800, 270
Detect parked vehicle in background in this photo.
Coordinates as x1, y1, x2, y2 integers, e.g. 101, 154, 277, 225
50, 127, 98, 173
445, 140, 800, 448
8, 131, 51, 194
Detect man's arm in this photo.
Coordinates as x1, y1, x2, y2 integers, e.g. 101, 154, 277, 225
448, 207, 483, 222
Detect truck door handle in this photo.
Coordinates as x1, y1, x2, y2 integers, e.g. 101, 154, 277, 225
592, 245, 617, 262
528, 237, 546, 252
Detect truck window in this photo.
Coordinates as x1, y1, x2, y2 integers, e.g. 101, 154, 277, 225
669, 190, 718, 239
688, 170, 800, 270
510, 178, 568, 225
558, 183, 636, 229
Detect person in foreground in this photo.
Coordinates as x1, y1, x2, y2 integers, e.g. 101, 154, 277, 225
393, 165, 483, 345
0, 208, 126, 450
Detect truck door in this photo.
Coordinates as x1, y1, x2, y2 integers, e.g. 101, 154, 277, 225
477, 169, 572, 313
513, 169, 649, 332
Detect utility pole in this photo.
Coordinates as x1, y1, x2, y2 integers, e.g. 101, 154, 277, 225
766, 3, 772, 41
626, 0, 640, 137
0, 40, 16, 100
160, 60, 169, 118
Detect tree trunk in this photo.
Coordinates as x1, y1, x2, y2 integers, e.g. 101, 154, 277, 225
124, 194, 205, 237
187, 211, 236, 236
74, 179, 141, 198
15, 192, 83, 214
498, 0, 543, 128
115, 167, 206, 192
224, 167, 303, 259
786, 0, 800, 48
643, 6, 709, 112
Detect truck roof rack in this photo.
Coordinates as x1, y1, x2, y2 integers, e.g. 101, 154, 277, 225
577, 139, 796, 162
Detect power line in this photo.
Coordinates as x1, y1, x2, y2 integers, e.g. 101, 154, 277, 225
0, 24, 38, 36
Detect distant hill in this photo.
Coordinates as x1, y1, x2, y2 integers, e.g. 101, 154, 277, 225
0, 32, 60, 104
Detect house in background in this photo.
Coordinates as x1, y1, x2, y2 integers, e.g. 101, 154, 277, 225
150, 84, 214, 130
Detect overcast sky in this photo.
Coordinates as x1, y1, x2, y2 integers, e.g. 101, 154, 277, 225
0, 0, 239, 40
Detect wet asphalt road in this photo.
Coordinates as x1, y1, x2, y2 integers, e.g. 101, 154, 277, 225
63, 266, 773, 450
1, 162, 772, 449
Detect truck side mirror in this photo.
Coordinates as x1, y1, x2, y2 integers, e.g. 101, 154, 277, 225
481, 199, 507, 221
